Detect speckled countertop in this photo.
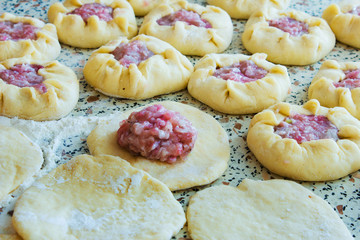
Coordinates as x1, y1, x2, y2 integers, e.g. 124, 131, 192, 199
0, 0, 359, 239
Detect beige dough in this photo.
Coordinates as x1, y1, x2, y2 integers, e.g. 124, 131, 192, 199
0, 58, 79, 121
48, 0, 137, 48
186, 179, 354, 240
187, 53, 290, 114
127, 0, 168, 16
83, 34, 193, 100
0, 13, 60, 61
0, 126, 43, 203
242, 8, 335, 65
247, 99, 360, 181
87, 101, 230, 191
12, 154, 186, 240
308, 60, 360, 120
139, 0, 233, 56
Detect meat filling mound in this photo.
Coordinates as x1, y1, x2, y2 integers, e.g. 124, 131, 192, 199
0, 21, 39, 41
157, 9, 212, 28
348, 6, 360, 15
333, 69, 360, 89
67, 3, 113, 23
268, 17, 309, 36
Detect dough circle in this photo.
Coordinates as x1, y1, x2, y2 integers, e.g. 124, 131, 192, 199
308, 60, 360, 120
12, 154, 186, 240
242, 9, 336, 65
186, 179, 354, 240
83, 34, 194, 100
48, 0, 138, 48
187, 53, 290, 114
139, 0, 233, 56
87, 101, 230, 191
0, 125, 43, 203
0, 58, 79, 121
247, 99, 360, 181
0, 13, 60, 61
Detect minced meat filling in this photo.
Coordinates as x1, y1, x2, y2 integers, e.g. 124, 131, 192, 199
67, 3, 113, 23
268, 17, 309, 36
333, 69, 360, 89
0, 21, 39, 41
157, 9, 212, 28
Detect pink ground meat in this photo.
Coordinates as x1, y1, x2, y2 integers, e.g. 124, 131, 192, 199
0, 21, 39, 41
274, 114, 339, 144
157, 9, 212, 28
333, 69, 360, 89
348, 6, 360, 15
117, 104, 198, 163
111, 40, 154, 68
0, 64, 46, 93
268, 17, 309, 36
67, 3, 113, 23
213, 60, 268, 83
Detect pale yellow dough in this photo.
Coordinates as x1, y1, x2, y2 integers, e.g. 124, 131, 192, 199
0, 58, 79, 121
207, 0, 290, 19
323, 0, 360, 49
12, 154, 186, 240
247, 99, 360, 181
139, 0, 233, 56
242, 9, 335, 65
87, 101, 230, 191
308, 60, 360, 120
0, 13, 60, 61
188, 53, 290, 114
48, 0, 138, 48
0, 126, 43, 203
83, 35, 193, 100
186, 179, 354, 240
127, 0, 168, 16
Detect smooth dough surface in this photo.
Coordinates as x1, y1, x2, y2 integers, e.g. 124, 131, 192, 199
0, 13, 60, 61
186, 179, 354, 240
48, 0, 137, 48
13, 154, 186, 240
87, 101, 230, 191
83, 35, 193, 100
308, 60, 360, 120
127, 0, 168, 16
247, 99, 360, 181
0, 125, 43, 203
242, 9, 335, 65
139, 0, 233, 56
187, 53, 290, 114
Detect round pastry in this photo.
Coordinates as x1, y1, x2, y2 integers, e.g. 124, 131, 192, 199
247, 99, 360, 181
308, 60, 360, 120
83, 34, 193, 100
323, 0, 360, 49
0, 58, 79, 121
139, 0, 233, 56
0, 125, 43, 203
87, 101, 230, 191
12, 154, 185, 240
187, 53, 290, 114
242, 8, 336, 65
0, 13, 60, 61
186, 179, 354, 240
206, 0, 290, 19
48, 0, 138, 48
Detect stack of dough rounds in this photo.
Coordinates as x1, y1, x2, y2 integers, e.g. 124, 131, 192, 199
87, 101, 230, 191
0, 13, 60, 61
186, 179, 354, 240
83, 34, 193, 100
48, 0, 138, 48
12, 154, 186, 240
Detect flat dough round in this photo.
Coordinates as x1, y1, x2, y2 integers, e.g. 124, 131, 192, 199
87, 101, 230, 191
13, 154, 186, 240
186, 179, 354, 240
48, 0, 138, 48
308, 60, 360, 119
206, 0, 290, 19
187, 53, 290, 114
242, 8, 335, 65
247, 99, 360, 181
83, 34, 193, 100
323, 0, 360, 49
139, 0, 233, 56
0, 13, 60, 61
0, 58, 79, 121
0, 125, 43, 203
